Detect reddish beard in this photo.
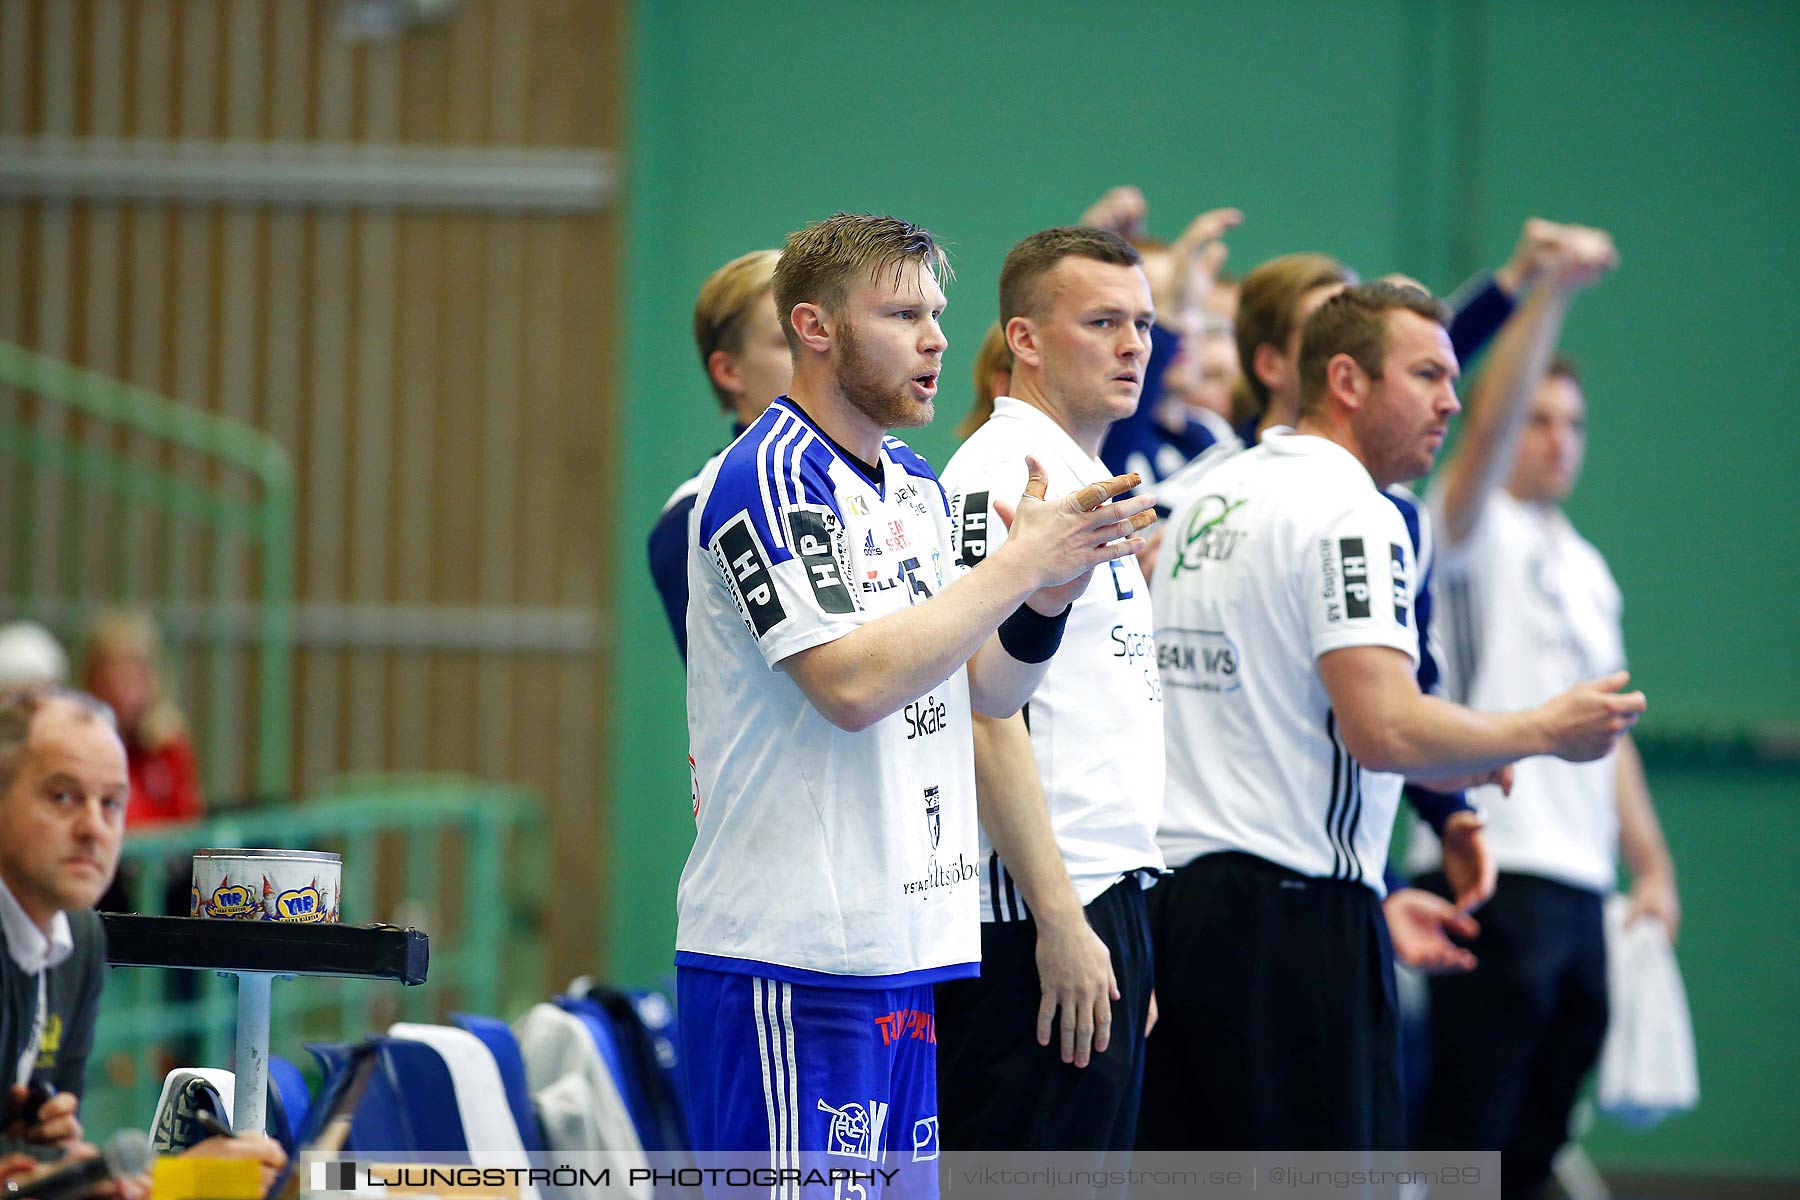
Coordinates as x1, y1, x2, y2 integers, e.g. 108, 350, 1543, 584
834, 319, 933, 431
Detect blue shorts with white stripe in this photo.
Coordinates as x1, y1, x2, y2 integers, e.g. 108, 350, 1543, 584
677, 966, 940, 1197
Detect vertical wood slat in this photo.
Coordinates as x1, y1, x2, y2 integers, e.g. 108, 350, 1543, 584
162, 0, 222, 710
28, 0, 77, 599
345, 36, 399, 774
430, 5, 491, 782
78, 0, 127, 609
475, 0, 530, 783
0, 2, 29, 135
560, 206, 614, 976
207, 0, 268, 795
0, 0, 33, 602
2, 0, 621, 984
387, 18, 446, 776
122, 0, 174, 603
257, 0, 312, 798
298, 12, 355, 793
512, 218, 566, 834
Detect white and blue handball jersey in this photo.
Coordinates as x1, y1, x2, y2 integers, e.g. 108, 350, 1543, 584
679, 397, 981, 987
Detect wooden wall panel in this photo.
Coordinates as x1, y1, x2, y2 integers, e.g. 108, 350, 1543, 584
0, 0, 625, 983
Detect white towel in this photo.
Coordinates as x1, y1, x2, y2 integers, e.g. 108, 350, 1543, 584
514, 1003, 650, 1200
388, 1022, 543, 1200
1596, 894, 1699, 1128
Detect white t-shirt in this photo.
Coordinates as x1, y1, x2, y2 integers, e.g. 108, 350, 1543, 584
1153, 433, 1418, 895
678, 397, 980, 987
1408, 488, 1626, 892
941, 397, 1166, 921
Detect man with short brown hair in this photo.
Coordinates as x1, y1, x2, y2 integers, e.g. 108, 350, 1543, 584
937, 225, 1164, 1154
1142, 283, 1647, 1150
677, 213, 1154, 1178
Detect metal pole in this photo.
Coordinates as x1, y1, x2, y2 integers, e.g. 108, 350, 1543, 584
230, 971, 274, 1133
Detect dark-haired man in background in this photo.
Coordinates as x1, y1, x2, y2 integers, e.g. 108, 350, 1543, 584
1141, 283, 1647, 1150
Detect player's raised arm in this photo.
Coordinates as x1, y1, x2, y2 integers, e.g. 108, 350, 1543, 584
1437, 221, 1617, 547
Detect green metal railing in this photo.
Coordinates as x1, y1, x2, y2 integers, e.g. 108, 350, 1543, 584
82, 781, 547, 1137
0, 339, 295, 797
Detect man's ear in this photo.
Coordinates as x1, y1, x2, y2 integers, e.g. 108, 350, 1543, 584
790, 302, 833, 354
1004, 316, 1040, 369
1252, 341, 1286, 394
1326, 353, 1367, 411
707, 349, 743, 399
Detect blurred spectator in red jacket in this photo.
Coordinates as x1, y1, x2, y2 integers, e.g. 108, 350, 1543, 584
81, 610, 202, 828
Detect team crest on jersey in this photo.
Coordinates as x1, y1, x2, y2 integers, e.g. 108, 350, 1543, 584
1169, 494, 1249, 577
818, 1098, 888, 1160
912, 1117, 940, 1162
923, 785, 942, 850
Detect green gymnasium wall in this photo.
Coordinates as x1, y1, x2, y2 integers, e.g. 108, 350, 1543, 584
613, 0, 1800, 1176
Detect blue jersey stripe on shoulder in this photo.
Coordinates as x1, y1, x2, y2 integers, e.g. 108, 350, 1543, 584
697, 405, 795, 559
1383, 486, 1426, 557
1384, 487, 1446, 695
883, 436, 950, 515
793, 436, 845, 518
696, 400, 846, 559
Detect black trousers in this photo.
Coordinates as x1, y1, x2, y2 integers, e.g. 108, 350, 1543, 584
935, 875, 1153, 1152
1415, 871, 1608, 1200
1138, 852, 1401, 1151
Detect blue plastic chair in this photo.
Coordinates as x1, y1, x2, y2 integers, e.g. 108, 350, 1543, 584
303, 1037, 469, 1156
450, 1013, 547, 1153
266, 1055, 312, 1152
377, 1039, 470, 1154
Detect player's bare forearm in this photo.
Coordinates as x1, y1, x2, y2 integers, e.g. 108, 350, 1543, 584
971, 712, 1118, 1065
1321, 646, 1548, 775
966, 632, 1057, 717
1321, 646, 1643, 775
1617, 735, 1677, 889
780, 547, 1042, 732
970, 712, 1083, 926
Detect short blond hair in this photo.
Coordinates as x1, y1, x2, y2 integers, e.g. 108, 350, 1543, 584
1237, 253, 1356, 413
694, 249, 780, 411
957, 321, 1013, 440
773, 214, 951, 351
82, 608, 186, 748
